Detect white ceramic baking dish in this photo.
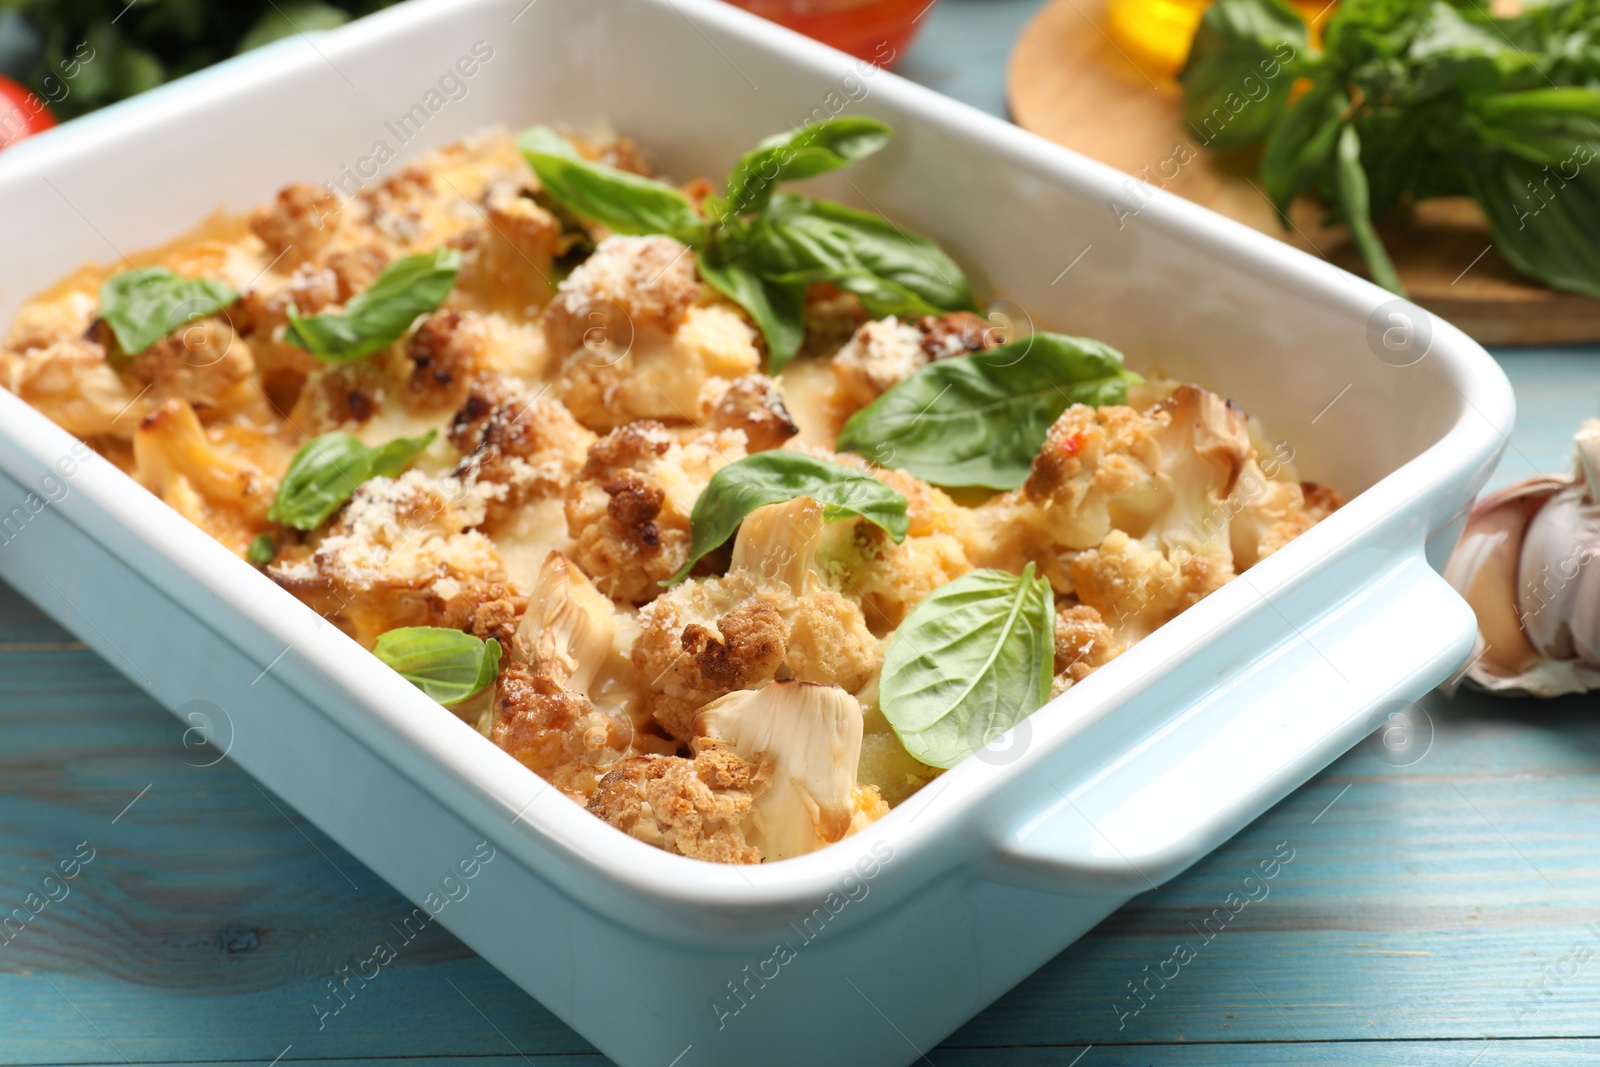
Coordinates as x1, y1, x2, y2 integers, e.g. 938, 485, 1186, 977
0, 0, 1513, 1063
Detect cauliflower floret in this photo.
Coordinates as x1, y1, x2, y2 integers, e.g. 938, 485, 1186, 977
564, 420, 746, 604
249, 182, 340, 265
633, 497, 880, 740
970, 385, 1253, 639
830, 311, 999, 417
546, 235, 761, 430
586, 750, 765, 865
488, 552, 647, 801
447, 181, 561, 314
787, 445, 976, 633
449, 373, 595, 530
1051, 603, 1125, 696
492, 661, 632, 803
268, 469, 514, 647
11, 316, 258, 440
131, 399, 290, 552
1229, 463, 1344, 569
698, 374, 799, 452
694, 680, 882, 861
1068, 528, 1235, 641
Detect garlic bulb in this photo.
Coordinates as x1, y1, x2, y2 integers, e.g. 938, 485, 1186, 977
1444, 420, 1600, 695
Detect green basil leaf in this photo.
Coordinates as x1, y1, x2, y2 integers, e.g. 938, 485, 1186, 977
98, 267, 238, 356
1333, 124, 1405, 295
286, 248, 461, 362
749, 193, 977, 317
267, 430, 436, 531
1471, 88, 1600, 167
666, 452, 909, 584
723, 116, 892, 217
1462, 150, 1600, 299
246, 533, 276, 566
1260, 84, 1348, 216
1179, 0, 1312, 150
517, 125, 709, 247
696, 250, 807, 371
879, 563, 1055, 770
836, 332, 1140, 490
373, 627, 501, 706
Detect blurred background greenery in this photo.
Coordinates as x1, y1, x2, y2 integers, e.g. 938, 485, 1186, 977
0, 0, 404, 120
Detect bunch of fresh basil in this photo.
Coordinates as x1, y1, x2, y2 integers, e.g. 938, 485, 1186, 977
518, 118, 978, 370
1181, 0, 1600, 298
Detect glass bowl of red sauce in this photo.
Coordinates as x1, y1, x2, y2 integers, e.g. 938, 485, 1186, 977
723, 0, 932, 63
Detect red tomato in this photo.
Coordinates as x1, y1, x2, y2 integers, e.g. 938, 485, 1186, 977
0, 74, 56, 150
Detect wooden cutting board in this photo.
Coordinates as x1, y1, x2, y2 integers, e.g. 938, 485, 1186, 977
1007, 0, 1600, 345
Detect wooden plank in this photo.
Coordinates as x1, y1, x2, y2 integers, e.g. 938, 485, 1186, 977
16, 1042, 1600, 1066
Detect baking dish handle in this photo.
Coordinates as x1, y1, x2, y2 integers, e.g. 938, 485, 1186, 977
990, 543, 1476, 896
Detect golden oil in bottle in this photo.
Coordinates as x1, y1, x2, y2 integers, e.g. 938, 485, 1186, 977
1105, 0, 1331, 79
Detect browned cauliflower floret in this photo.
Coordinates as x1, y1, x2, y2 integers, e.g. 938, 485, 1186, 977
970, 385, 1254, 640
267, 470, 512, 647
1229, 466, 1345, 569
1052, 603, 1125, 695
784, 445, 976, 633
693, 680, 884, 861
492, 660, 631, 803
446, 373, 595, 531
633, 498, 880, 740
564, 420, 745, 604
699, 374, 799, 452
447, 182, 561, 314
249, 182, 340, 264
830, 311, 999, 416
546, 235, 760, 431
586, 751, 766, 864
405, 309, 489, 411
488, 551, 642, 791
11, 314, 259, 439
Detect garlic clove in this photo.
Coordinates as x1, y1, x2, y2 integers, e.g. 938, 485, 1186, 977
1444, 479, 1557, 681
1517, 481, 1600, 666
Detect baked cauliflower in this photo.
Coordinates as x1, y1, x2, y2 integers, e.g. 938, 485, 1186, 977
268, 469, 516, 648
632, 497, 879, 740
564, 420, 746, 604
545, 235, 761, 431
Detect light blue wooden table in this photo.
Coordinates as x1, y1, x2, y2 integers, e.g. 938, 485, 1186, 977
4, 2, 1600, 1064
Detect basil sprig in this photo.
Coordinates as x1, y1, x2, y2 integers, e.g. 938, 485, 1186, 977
98, 267, 239, 356
519, 118, 977, 371
517, 126, 710, 246
286, 248, 461, 361
836, 332, 1141, 490
879, 564, 1055, 770
666, 452, 910, 584
373, 627, 501, 705
267, 430, 436, 531
1181, 0, 1600, 299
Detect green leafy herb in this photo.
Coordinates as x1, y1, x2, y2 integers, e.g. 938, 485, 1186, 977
246, 533, 276, 566
267, 430, 436, 531
1182, 0, 1600, 299
1178, 0, 1310, 150
720, 116, 892, 217
285, 248, 461, 361
747, 194, 977, 319
695, 251, 808, 371
518, 118, 977, 365
878, 564, 1055, 770
518, 126, 709, 246
373, 627, 501, 706
836, 332, 1141, 489
97, 267, 238, 356
666, 452, 910, 584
